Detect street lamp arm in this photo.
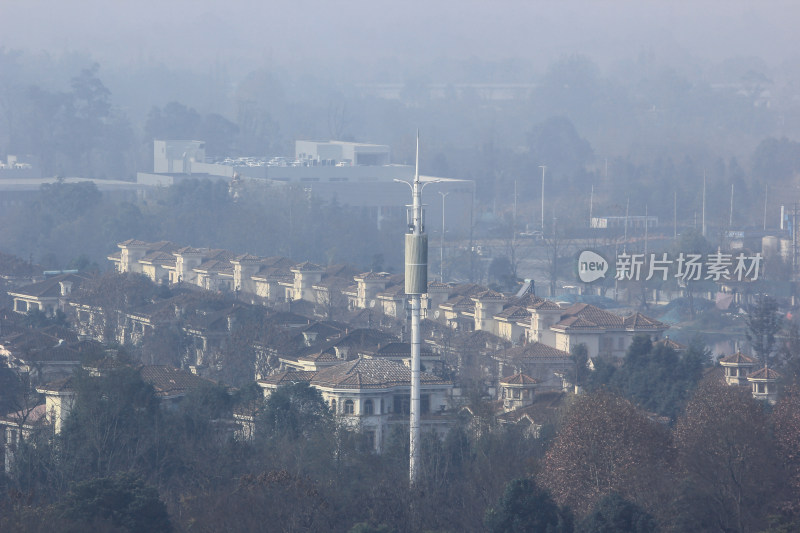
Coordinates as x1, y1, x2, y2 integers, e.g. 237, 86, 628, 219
393, 178, 413, 191
421, 178, 442, 191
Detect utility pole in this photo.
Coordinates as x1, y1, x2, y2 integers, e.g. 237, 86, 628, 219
624, 196, 630, 251
539, 165, 546, 232
674, 189, 677, 240
702, 170, 706, 238
513, 179, 517, 232
793, 204, 799, 282
439, 191, 450, 283
729, 183, 734, 228
644, 203, 649, 258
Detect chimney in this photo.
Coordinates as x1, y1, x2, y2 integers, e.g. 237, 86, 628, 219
334, 346, 350, 359
59, 280, 73, 296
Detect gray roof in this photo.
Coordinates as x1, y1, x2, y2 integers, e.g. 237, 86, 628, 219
311, 358, 449, 389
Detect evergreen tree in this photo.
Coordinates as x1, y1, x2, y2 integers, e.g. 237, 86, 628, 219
484, 477, 573, 533
577, 492, 658, 533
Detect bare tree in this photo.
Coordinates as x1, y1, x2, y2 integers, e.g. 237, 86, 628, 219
540, 390, 673, 519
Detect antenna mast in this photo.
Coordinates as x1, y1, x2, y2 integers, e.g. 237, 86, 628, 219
403, 132, 428, 486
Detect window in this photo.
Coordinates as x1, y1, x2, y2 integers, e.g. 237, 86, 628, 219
393, 395, 410, 415
363, 399, 374, 415
393, 395, 430, 414
344, 399, 354, 414
330, 399, 336, 413
365, 430, 376, 450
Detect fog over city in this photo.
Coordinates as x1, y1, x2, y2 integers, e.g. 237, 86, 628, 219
2, 2, 800, 532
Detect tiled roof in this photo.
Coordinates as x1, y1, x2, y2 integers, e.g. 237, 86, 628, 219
175, 246, 205, 255
377, 285, 406, 298
355, 271, 391, 281
510, 293, 547, 308
258, 369, 316, 386
232, 253, 262, 263
556, 316, 604, 329
333, 328, 398, 349
499, 372, 538, 385
494, 305, 530, 321
140, 251, 176, 265
1, 328, 80, 357
362, 342, 434, 358
120, 240, 178, 253
719, 352, 758, 365
623, 312, 667, 330
441, 295, 475, 311
448, 283, 486, 298
252, 265, 293, 282
260, 256, 296, 269
747, 366, 782, 380
194, 259, 234, 273
527, 299, 562, 311
302, 321, 347, 338
8, 273, 86, 299
292, 261, 324, 272
552, 303, 623, 330
27, 343, 82, 363
298, 351, 341, 363
0, 403, 47, 426
118, 239, 150, 247
231, 254, 261, 263
139, 365, 211, 398
473, 289, 504, 301
311, 358, 449, 389
203, 249, 237, 262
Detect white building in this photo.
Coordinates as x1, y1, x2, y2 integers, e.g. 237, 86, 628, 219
259, 358, 451, 452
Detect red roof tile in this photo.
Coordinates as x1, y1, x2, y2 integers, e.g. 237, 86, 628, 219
748, 366, 782, 380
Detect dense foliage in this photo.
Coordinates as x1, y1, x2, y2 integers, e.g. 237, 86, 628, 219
582, 335, 709, 419
1, 354, 799, 532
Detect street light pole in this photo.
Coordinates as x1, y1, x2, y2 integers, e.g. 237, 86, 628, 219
439, 191, 450, 283
539, 165, 546, 232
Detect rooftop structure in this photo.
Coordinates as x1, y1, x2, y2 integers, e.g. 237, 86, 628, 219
295, 140, 390, 167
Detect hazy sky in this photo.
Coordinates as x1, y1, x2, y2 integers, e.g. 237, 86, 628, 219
3, 0, 798, 78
